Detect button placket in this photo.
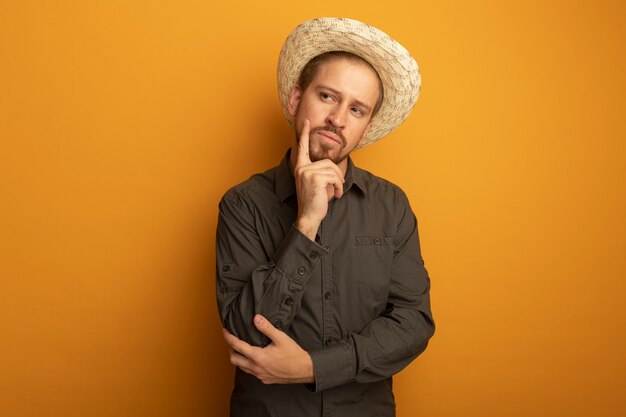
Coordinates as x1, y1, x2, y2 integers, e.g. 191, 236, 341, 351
320, 201, 334, 349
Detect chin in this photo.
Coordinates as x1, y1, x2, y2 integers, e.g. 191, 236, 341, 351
313, 152, 346, 165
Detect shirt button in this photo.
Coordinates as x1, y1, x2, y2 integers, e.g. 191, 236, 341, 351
273, 320, 283, 329
222, 265, 230, 272
309, 251, 319, 260
324, 292, 331, 301
324, 339, 332, 346
374, 238, 381, 245
297, 266, 306, 275
284, 296, 293, 306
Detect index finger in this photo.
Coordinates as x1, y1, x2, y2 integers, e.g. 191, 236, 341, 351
222, 328, 256, 358
295, 118, 311, 166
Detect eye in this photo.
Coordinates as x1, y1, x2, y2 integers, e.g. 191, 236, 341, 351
351, 107, 364, 116
320, 92, 334, 101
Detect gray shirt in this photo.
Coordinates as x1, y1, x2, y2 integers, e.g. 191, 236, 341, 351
216, 149, 434, 417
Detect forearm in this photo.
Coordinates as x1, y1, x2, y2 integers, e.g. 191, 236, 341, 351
217, 222, 327, 346
308, 299, 434, 391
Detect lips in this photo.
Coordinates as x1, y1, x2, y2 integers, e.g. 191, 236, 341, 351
317, 130, 343, 146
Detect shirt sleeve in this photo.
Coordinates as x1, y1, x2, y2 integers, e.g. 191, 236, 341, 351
307, 190, 435, 392
216, 189, 328, 347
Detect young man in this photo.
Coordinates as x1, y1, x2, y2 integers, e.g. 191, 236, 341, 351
216, 17, 434, 416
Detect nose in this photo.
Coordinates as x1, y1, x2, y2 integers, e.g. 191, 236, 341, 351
326, 105, 348, 129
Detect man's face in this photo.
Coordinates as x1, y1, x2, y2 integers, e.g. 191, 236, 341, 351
288, 57, 381, 165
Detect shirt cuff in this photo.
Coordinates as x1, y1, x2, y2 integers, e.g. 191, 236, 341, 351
307, 340, 356, 392
272, 225, 327, 286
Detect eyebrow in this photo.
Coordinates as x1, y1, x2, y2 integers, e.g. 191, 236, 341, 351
316, 85, 373, 113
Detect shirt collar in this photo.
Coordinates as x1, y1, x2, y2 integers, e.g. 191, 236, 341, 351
344, 156, 368, 197
275, 149, 296, 204
275, 148, 368, 204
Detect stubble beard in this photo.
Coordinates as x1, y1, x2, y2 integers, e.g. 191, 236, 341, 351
297, 125, 348, 165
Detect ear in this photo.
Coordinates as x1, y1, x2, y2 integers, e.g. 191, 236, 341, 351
288, 85, 302, 117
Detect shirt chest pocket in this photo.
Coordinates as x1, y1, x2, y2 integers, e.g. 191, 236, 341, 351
353, 236, 394, 306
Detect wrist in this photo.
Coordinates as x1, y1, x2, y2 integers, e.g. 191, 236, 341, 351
302, 352, 315, 383
294, 217, 319, 241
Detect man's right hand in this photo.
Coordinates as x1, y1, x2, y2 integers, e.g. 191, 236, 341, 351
293, 119, 345, 241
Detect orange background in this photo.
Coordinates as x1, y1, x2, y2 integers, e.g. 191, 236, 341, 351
1, 1, 625, 416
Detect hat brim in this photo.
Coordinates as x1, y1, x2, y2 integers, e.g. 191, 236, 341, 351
277, 17, 421, 148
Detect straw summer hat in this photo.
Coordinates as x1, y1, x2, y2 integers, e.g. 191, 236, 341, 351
277, 17, 421, 148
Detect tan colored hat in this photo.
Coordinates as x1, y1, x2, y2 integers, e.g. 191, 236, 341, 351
277, 17, 421, 148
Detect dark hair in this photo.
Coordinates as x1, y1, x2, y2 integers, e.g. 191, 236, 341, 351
297, 51, 384, 116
